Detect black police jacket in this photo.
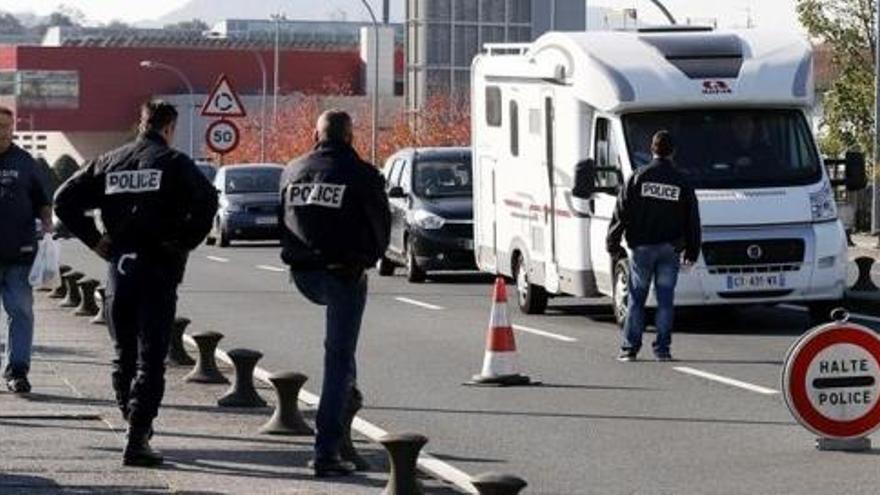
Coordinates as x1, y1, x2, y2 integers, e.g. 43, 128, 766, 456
280, 141, 391, 271
606, 158, 702, 262
54, 131, 218, 279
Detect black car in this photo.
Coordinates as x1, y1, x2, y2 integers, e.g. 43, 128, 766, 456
205, 163, 284, 247
378, 147, 474, 282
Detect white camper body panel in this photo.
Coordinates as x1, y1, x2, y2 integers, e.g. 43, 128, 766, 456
472, 29, 847, 308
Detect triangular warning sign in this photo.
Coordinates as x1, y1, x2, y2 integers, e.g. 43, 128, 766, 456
201, 74, 247, 118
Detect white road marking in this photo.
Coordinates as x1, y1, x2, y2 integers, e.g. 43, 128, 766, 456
206, 256, 230, 263
189, 336, 478, 494
395, 297, 445, 311
256, 265, 286, 273
674, 366, 779, 395
779, 303, 880, 324
513, 324, 578, 343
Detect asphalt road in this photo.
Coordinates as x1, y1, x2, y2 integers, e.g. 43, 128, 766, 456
60, 240, 880, 495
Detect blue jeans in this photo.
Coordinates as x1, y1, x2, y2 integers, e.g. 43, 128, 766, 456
292, 269, 367, 461
0, 263, 35, 379
622, 244, 680, 356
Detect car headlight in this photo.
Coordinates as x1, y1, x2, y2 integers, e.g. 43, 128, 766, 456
809, 183, 837, 222
412, 210, 445, 230
222, 201, 243, 213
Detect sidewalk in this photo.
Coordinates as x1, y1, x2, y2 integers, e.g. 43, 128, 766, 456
850, 233, 878, 259
0, 293, 459, 494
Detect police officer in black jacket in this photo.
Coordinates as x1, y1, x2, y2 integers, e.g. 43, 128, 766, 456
607, 131, 700, 362
280, 110, 390, 477
55, 101, 218, 467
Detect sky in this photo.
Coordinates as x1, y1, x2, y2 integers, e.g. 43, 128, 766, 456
0, 0, 803, 32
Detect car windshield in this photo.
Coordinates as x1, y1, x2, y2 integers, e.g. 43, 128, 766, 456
224, 168, 282, 194
413, 157, 473, 198
622, 109, 821, 189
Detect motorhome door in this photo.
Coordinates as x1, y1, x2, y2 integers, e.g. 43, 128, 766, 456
588, 116, 624, 294
543, 91, 560, 293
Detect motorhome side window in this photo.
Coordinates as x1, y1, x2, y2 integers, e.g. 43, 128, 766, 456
594, 118, 621, 189
510, 100, 519, 156
486, 86, 502, 127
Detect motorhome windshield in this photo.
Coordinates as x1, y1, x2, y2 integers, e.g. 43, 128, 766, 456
622, 109, 821, 189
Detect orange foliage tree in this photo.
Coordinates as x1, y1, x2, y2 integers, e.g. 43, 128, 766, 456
224, 88, 470, 168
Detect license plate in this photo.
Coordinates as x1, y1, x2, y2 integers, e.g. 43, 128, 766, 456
255, 216, 277, 225
725, 273, 786, 291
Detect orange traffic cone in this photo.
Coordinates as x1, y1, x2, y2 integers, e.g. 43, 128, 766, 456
467, 277, 532, 386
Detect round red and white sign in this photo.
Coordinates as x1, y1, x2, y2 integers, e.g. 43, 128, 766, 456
782, 321, 880, 439
205, 119, 240, 155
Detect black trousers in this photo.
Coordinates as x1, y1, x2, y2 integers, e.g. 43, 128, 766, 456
105, 253, 178, 433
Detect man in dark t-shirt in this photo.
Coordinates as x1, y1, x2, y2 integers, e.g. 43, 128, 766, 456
0, 106, 53, 394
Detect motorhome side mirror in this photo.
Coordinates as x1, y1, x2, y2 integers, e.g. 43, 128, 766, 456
845, 151, 867, 191
572, 159, 596, 199
388, 186, 407, 198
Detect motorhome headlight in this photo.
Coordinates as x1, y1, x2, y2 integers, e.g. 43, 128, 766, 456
809, 184, 837, 222
413, 210, 445, 230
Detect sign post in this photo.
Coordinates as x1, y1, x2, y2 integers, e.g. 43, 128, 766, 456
206, 120, 240, 158
201, 74, 247, 163
782, 311, 880, 451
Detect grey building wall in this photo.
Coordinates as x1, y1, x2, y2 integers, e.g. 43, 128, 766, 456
532, 0, 586, 36
406, 0, 585, 112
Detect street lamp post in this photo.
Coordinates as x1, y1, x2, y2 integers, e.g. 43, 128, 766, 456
252, 50, 268, 163
648, 0, 677, 25
139, 60, 196, 158
271, 13, 286, 124
360, 0, 380, 165
873, 4, 880, 234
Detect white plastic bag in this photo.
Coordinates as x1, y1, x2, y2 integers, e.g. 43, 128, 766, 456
28, 234, 61, 288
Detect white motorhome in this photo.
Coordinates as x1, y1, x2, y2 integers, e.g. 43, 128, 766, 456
471, 27, 865, 323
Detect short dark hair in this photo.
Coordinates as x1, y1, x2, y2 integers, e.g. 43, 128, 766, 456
0, 106, 13, 118
651, 130, 675, 158
316, 109, 353, 143
140, 100, 178, 132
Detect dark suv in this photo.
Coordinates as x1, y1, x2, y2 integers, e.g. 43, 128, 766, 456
378, 147, 475, 282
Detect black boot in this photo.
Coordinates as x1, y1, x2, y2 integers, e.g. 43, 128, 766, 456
121, 408, 153, 440
123, 427, 163, 467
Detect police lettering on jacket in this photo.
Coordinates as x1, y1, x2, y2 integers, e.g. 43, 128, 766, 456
105, 170, 163, 195
286, 183, 346, 209
640, 182, 680, 201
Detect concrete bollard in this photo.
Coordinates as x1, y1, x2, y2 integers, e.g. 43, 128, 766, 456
379, 433, 428, 495
166, 317, 195, 366
851, 257, 879, 292
217, 349, 268, 408
91, 286, 107, 325
73, 279, 100, 317
259, 371, 314, 436
59, 272, 84, 307
184, 331, 229, 384
47, 265, 71, 296
340, 387, 370, 470
471, 473, 528, 495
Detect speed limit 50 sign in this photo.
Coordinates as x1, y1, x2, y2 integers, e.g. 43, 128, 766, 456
783, 320, 880, 441
206, 119, 240, 155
